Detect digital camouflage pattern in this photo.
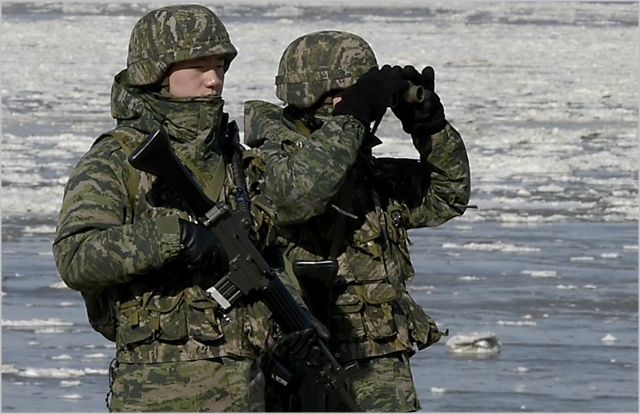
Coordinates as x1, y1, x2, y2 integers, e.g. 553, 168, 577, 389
245, 105, 469, 412
109, 358, 265, 412
52, 69, 278, 408
329, 352, 420, 412
244, 100, 367, 224
52, 5, 302, 411
127, 4, 237, 86
275, 30, 378, 108
245, 30, 471, 412
245, 100, 469, 361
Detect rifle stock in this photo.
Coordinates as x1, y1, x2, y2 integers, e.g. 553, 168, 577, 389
293, 259, 338, 329
128, 126, 360, 412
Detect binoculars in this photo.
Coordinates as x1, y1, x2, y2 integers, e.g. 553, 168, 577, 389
390, 81, 424, 108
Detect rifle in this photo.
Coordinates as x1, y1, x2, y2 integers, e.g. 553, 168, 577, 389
128, 121, 360, 412
293, 260, 338, 331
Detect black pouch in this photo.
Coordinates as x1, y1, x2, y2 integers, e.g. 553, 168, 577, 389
81, 287, 117, 342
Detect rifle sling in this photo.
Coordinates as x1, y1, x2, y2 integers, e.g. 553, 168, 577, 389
329, 170, 354, 259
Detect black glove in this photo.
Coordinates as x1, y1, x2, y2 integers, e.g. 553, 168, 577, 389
332, 65, 409, 126
391, 65, 447, 137
273, 327, 317, 360
272, 312, 330, 361
179, 218, 224, 271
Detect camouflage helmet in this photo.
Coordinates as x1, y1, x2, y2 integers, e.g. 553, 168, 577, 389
275, 30, 378, 108
126, 4, 237, 86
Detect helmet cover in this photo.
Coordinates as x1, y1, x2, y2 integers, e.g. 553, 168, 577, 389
127, 4, 237, 86
275, 30, 378, 108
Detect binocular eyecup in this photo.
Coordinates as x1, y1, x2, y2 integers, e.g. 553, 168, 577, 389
390, 81, 424, 108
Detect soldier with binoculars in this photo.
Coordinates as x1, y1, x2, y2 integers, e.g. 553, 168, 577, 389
243, 30, 472, 412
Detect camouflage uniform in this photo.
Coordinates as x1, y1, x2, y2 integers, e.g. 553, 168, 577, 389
52, 5, 299, 412
244, 31, 471, 411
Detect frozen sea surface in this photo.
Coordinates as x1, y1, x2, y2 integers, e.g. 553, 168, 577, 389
2, 1, 638, 412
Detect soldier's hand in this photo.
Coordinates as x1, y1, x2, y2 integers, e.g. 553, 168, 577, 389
273, 327, 317, 360
390, 65, 421, 131
391, 65, 447, 137
307, 310, 330, 342
272, 311, 329, 361
332, 65, 408, 127
179, 218, 225, 270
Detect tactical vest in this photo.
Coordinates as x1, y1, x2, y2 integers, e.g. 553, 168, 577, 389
80, 127, 277, 354
244, 101, 446, 362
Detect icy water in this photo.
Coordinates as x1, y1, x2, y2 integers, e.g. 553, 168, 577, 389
1, 1, 638, 412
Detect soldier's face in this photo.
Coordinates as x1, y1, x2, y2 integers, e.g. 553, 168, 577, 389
167, 56, 225, 98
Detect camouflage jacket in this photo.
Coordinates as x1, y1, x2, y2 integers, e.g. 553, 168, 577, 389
244, 100, 471, 361
52, 72, 298, 364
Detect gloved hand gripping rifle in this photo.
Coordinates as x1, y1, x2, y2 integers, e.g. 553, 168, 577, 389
128, 121, 361, 412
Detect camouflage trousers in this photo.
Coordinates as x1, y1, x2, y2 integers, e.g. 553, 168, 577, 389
108, 357, 265, 412
332, 351, 421, 412
265, 351, 420, 412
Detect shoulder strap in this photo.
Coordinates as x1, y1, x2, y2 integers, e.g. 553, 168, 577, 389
191, 152, 226, 203
329, 170, 355, 259
102, 129, 140, 211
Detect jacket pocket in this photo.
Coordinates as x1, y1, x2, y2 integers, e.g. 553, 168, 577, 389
115, 292, 187, 345
330, 287, 365, 340
399, 292, 446, 349
358, 283, 398, 340
344, 244, 387, 283
184, 287, 224, 343
116, 298, 153, 345
145, 293, 186, 341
